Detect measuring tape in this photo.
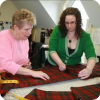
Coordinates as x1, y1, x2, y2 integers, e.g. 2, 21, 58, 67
7, 92, 29, 100
0, 72, 19, 84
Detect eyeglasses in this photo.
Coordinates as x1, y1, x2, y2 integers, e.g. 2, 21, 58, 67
65, 21, 76, 26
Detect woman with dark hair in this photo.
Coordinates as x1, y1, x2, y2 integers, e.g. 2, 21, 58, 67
47, 7, 96, 79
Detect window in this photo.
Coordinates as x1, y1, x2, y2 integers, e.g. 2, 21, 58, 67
72, 0, 89, 30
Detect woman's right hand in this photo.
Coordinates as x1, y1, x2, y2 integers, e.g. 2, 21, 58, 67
32, 71, 50, 80
58, 62, 66, 71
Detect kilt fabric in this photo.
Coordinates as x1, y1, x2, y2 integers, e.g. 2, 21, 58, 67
25, 84, 100, 100
0, 84, 13, 96
25, 89, 75, 100
0, 62, 100, 97
71, 84, 100, 100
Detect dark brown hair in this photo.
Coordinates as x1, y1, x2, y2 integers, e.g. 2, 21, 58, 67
58, 7, 83, 38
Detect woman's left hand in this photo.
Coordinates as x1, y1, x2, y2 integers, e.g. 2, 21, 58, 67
78, 68, 92, 79
23, 62, 32, 69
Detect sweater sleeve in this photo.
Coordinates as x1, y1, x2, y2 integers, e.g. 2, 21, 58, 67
0, 36, 21, 75
83, 33, 96, 61
49, 26, 60, 54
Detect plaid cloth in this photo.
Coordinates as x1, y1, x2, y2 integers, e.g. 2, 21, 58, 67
0, 63, 100, 96
2, 66, 79, 87
71, 84, 100, 100
92, 62, 100, 76
25, 89, 75, 100
0, 66, 77, 96
25, 84, 100, 100
0, 84, 13, 96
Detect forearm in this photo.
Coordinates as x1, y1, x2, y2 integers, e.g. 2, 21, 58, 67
50, 52, 63, 65
86, 59, 96, 71
16, 66, 50, 80
16, 66, 33, 76
78, 59, 96, 79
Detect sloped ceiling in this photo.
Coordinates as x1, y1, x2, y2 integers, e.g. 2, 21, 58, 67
11, 0, 56, 28
81, 0, 100, 28
11, 0, 100, 28
40, 0, 62, 25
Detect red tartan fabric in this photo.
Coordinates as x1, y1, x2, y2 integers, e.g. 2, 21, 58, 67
0, 84, 14, 96
3, 66, 78, 88
0, 63, 100, 96
25, 84, 100, 100
24, 89, 37, 100
92, 62, 100, 76
0, 66, 78, 96
71, 84, 100, 100
25, 89, 75, 100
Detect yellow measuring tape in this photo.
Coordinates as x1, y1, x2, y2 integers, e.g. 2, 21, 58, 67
7, 92, 29, 100
0, 72, 19, 84
0, 72, 29, 100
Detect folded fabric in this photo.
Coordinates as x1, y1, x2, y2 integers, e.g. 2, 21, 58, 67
1, 66, 78, 88
25, 84, 100, 100
0, 65, 78, 96
24, 89, 37, 100
0, 63, 100, 96
0, 84, 14, 97
25, 89, 75, 100
2, 65, 100, 88
71, 84, 100, 100
92, 62, 100, 76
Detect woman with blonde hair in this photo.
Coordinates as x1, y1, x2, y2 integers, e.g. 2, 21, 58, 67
0, 9, 50, 80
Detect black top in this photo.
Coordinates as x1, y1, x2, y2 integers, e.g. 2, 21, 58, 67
68, 47, 75, 55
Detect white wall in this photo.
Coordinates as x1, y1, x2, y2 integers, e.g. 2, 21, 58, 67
40, 0, 61, 24
81, 0, 100, 28
12, 0, 56, 28
0, 1, 18, 22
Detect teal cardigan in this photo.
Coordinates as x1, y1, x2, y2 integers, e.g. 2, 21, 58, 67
47, 25, 96, 66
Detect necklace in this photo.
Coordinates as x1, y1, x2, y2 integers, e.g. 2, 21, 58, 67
68, 35, 75, 43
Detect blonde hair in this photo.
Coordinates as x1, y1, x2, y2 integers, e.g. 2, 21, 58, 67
12, 9, 36, 29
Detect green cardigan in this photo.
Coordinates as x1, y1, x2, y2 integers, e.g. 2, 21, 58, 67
47, 25, 96, 66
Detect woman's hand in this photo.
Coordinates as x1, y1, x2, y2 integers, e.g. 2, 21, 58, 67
58, 62, 66, 71
78, 68, 92, 79
32, 71, 50, 80
17, 66, 50, 80
23, 62, 32, 69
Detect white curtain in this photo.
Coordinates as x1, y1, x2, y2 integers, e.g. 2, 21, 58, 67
85, 19, 92, 33
90, 28, 100, 45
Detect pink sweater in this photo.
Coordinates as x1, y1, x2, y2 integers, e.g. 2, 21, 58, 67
0, 30, 29, 75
